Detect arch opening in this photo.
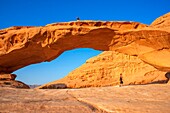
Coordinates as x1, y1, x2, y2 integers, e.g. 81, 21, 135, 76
13, 48, 102, 85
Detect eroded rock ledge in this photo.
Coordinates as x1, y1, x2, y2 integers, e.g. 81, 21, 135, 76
0, 12, 170, 75
0, 74, 29, 88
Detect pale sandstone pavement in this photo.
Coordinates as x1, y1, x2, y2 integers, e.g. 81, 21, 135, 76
0, 84, 170, 113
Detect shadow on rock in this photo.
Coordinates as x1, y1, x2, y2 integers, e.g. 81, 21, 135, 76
0, 80, 30, 89
40, 83, 67, 89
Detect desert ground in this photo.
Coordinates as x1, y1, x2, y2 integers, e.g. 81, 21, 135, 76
0, 84, 170, 113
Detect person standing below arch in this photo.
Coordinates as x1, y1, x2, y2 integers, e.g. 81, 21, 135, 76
119, 73, 123, 87
165, 72, 170, 83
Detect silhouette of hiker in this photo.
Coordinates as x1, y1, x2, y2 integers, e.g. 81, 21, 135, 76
165, 72, 170, 83
76, 17, 80, 21
119, 73, 123, 87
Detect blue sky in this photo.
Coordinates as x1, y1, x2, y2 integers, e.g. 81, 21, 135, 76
1, 0, 170, 85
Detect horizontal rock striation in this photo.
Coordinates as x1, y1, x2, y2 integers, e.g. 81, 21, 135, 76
38, 51, 167, 88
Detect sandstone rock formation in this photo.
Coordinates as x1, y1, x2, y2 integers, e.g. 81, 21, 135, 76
150, 12, 170, 30
0, 74, 29, 89
0, 12, 170, 85
0, 73, 16, 80
39, 51, 167, 88
0, 12, 170, 74
0, 80, 30, 89
38, 13, 170, 88
40, 83, 67, 89
0, 21, 147, 73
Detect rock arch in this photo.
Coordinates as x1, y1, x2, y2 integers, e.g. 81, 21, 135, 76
0, 12, 170, 74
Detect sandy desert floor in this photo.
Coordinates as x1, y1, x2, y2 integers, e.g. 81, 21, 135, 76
0, 84, 170, 113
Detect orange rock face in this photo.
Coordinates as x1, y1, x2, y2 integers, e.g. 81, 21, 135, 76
0, 80, 30, 89
0, 21, 148, 73
39, 51, 167, 88
0, 74, 16, 80
0, 74, 29, 89
151, 12, 170, 29
0, 12, 170, 74
0, 13, 170, 88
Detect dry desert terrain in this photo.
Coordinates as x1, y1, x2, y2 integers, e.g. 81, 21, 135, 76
0, 84, 170, 113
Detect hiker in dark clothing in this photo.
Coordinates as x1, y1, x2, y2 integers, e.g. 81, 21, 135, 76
165, 72, 170, 83
119, 73, 123, 87
76, 17, 80, 21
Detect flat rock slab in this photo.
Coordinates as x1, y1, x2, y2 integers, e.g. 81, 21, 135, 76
0, 84, 170, 113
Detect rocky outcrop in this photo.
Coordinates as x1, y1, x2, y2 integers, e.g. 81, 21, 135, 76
0, 74, 29, 89
0, 80, 30, 89
0, 12, 170, 75
39, 51, 167, 88
151, 12, 170, 29
40, 83, 67, 89
0, 74, 16, 80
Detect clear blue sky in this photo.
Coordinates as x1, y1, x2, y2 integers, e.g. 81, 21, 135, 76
1, 0, 170, 85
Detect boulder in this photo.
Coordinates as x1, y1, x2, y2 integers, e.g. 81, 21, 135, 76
0, 80, 30, 89
0, 74, 16, 80
0, 74, 30, 89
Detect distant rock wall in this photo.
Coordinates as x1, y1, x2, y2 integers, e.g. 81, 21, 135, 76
38, 51, 167, 88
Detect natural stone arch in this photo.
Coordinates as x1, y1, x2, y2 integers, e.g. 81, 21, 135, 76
0, 12, 170, 74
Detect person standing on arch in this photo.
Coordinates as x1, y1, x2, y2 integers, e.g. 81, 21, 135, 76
76, 17, 80, 21
119, 73, 123, 87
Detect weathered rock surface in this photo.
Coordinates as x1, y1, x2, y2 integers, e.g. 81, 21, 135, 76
151, 12, 170, 30
0, 73, 16, 80
0, 84, 170, 113
0, 80, 30, 89
0, 12, 170, 74
29, 85, 41, 89
0, 74, 29, 89
39, 51, 167, 88
40, 83, 67, 89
